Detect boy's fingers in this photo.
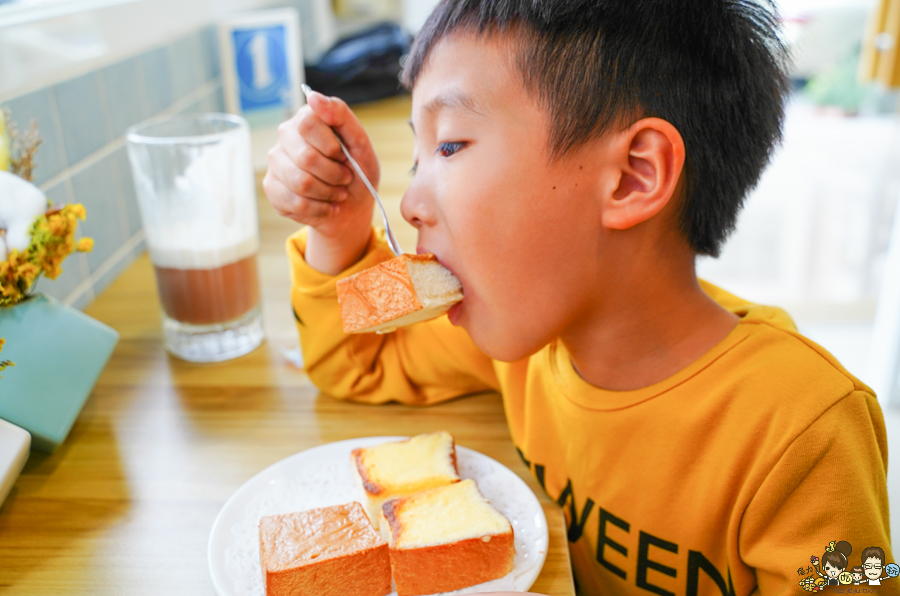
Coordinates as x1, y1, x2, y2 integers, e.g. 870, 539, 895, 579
291, 106, 345, 162
306, 92, 376, 168
278, 127, 353, 187
267, 149, 348, 205
263, 172, 335, 223
287, 196, 334, 223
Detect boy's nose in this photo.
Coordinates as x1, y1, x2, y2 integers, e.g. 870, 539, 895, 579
400, 180, 435, 229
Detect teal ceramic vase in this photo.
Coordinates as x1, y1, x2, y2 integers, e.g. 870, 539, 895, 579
0, 294, 118, 452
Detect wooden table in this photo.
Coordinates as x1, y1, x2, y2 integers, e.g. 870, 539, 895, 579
0, 97, 575, 596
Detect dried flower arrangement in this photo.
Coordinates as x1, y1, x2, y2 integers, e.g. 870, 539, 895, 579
0, 113, 121, 452
0, 338, 12, 377
2, 110, 41, 181
0, 109, 93, 309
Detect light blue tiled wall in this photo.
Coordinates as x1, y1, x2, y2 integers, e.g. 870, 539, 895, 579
1, 25, 224, 311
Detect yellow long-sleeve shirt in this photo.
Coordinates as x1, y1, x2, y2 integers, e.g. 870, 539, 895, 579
289, 228, 895, 596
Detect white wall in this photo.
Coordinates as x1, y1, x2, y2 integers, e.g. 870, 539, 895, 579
402, 0, 438, 33
0, 0, 281, 100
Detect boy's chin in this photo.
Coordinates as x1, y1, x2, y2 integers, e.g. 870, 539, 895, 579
464, 322, 547, 363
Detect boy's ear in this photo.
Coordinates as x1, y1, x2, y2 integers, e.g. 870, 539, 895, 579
602, 117, 685, 230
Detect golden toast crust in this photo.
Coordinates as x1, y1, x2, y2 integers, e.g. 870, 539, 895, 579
258, 503, 391, 596
336, 255, 428, 334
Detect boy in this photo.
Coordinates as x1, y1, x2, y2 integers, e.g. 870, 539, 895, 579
264, 0, 893, 594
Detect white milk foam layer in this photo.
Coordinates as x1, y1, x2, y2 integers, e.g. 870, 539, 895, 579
149, 236, 259, 270
131, 125, 260, 270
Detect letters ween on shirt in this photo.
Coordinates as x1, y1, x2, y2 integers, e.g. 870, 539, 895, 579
517, 447, 736, 596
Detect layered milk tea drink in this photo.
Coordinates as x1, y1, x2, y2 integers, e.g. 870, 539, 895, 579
153, 246, 259, 326
127, 114, 264, 362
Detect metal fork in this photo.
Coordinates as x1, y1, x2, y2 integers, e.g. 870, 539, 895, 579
300, 84, 404, 257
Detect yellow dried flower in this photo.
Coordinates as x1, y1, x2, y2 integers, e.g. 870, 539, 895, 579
0, 114, 90, 305
48, 216, 67, 236
0, 338, 12, 378
0, 203, 93, 305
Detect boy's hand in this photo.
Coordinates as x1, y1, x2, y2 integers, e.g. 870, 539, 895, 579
264, 91, 379, 273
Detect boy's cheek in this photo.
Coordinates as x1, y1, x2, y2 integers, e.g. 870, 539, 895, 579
463, 294, 554, 362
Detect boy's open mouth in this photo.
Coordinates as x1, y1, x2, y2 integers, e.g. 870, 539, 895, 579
418, 247, 464, 290
448, 301, 463, 325
440, 260, 465, 326
416, 246, 465, 323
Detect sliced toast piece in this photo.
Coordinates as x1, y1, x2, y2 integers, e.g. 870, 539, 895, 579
258, 502, 391, 596
351, 432, 460, 530
337, 254, 463, 334
379, 478, 516, 596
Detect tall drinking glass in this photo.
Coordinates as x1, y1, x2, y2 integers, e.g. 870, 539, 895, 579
126, 114, 264, 362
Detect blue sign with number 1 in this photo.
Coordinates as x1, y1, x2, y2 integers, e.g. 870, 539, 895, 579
233, 25, 289, 112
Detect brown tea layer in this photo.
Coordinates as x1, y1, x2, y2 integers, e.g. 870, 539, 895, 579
154, 254, 259, 325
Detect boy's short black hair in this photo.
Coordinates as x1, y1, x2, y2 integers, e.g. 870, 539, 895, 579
401, 0, 790, 256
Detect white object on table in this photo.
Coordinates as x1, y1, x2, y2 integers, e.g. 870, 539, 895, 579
278, 346, 304, 369
0, 171, 47, 262
0, 418, 30, 509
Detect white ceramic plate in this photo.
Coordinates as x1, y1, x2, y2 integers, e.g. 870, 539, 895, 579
208, 436, 549, 596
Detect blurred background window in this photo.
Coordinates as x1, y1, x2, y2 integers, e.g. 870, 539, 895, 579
0, 0, 63, 5
0, 0, 137, 26
695, 0, 900, 406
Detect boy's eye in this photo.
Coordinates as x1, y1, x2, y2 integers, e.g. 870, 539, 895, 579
437, 141, 467, 158
409, 161, 418, 176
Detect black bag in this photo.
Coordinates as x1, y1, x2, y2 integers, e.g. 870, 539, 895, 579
305, 22, 412, 105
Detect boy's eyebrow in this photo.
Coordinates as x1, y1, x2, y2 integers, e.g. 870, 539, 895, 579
408, 91, 488, 136
422, 91, 488, 118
